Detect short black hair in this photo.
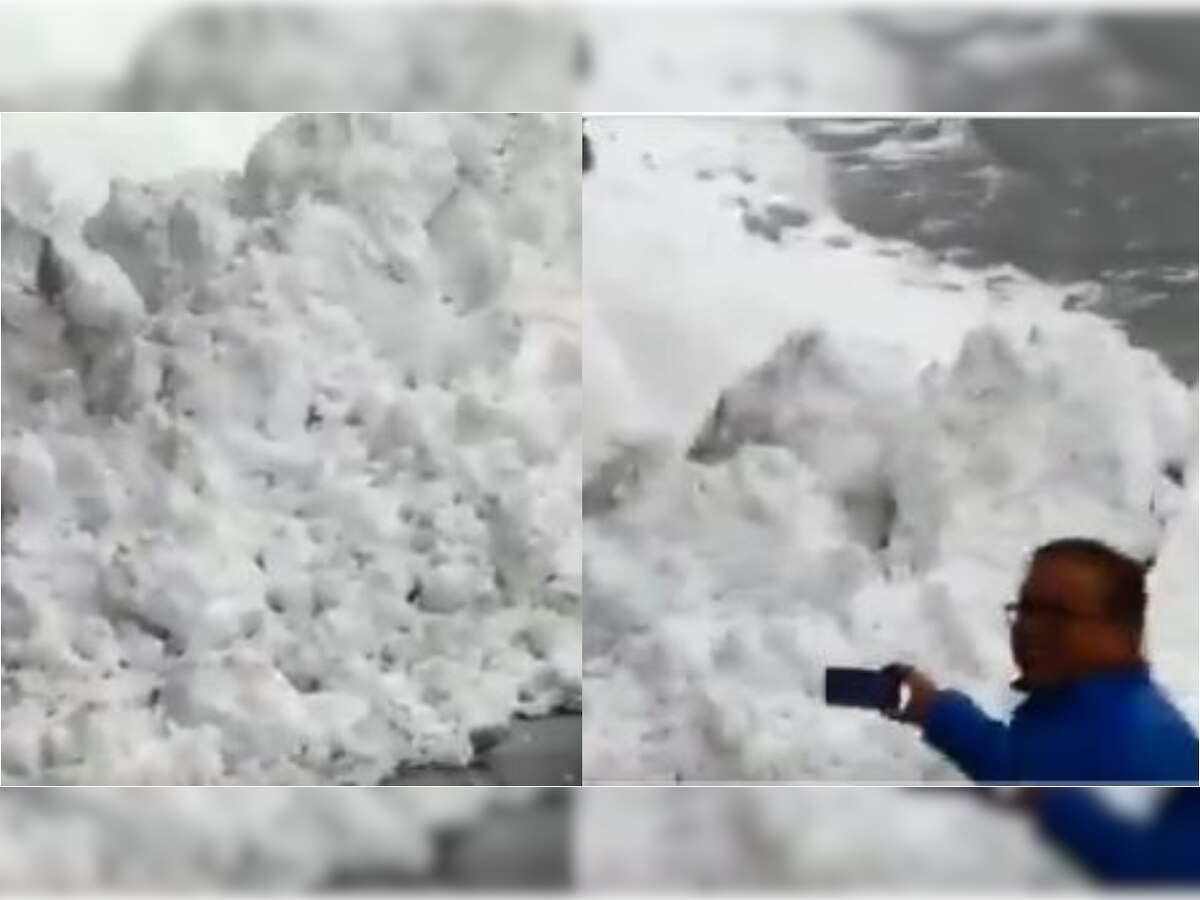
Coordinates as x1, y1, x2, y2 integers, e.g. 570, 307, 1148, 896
1031, 538, 1151, 631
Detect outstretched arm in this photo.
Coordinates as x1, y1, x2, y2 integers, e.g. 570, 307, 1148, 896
891, 667, 1014, 784
920, 690, 1014, 784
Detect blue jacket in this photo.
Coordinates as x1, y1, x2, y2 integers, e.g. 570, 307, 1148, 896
922, 667, 1198, 784
1037, 788, 1200, 885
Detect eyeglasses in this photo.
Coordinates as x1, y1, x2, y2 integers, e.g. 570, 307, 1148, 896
1003, 601, 1112, 627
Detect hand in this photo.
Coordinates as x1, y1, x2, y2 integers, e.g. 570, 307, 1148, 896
885, 664, 939, 726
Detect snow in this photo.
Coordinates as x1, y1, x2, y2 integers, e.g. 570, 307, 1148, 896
580, 786, 1087, 888
583, 9, 909, 112
583, 117, 1196, 787
0, 114, 280, 233
582, 11, 1187, 112
0, 5, 172, 97
0, 6, 576, 112
581, 785, 1184, 888
0, 786, 546, 889
2, 113, 581, 785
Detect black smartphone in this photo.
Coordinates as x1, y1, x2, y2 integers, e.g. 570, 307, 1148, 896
824, 667, 902, 712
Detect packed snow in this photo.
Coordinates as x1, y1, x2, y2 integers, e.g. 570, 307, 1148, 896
583, 117, 1197, 785
2, 113, 581, 784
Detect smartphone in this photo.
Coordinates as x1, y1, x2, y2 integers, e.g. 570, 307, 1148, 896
824, 667, 902, 712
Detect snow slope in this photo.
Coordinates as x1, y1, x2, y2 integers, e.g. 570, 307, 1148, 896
583, 117, 1196, 785
2, 113, 581, 784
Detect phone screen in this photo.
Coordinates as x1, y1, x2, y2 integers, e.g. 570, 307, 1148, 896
824, 667, 900, 711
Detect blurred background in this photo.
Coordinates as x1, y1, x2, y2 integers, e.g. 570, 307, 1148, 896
0, 785, 1186, 889
579, 786, 1186, 889
584, 8, 1200, 112
0, 786, 573, 890
0, 2, 578, 111
1, 6, 1198, 112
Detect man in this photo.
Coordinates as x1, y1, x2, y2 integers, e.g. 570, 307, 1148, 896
891, 538, 1198, 783
1021, 787, 1200, 885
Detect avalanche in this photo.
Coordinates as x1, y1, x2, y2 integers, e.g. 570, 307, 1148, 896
582, 117, 1196, 786
1, 113, 581, 784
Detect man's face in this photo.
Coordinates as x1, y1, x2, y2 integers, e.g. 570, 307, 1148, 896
1008, 555, 1131, 689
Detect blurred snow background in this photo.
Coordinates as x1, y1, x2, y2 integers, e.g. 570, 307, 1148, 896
583, 9, 1200, 112
4, 7, 1199, 114
1, 112, 581, 784
0, 786, 572, 889
582, 117, 1197, 784
0, 2, 578, 111
0, 4, 170, 101
580, 785, 1183, 888
580, 786, 1098, 888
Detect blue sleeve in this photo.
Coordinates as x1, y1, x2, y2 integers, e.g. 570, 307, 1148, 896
1035, 790, 1149, 883
1121, 708, 1200, 785
921, 690, 1013, 784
